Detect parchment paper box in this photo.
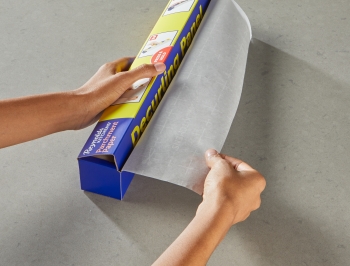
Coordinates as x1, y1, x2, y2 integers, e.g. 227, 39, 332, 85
78, 0, 211, 200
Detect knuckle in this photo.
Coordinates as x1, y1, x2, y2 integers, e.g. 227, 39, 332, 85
253, 174, 266, 191
216, 158, 229, 168
242, 213, 250, 221
121, 56, 133, 63
254, 198, 262, 210
114, 72, 126, 79
258, 175, 267, 190
119, 56, 129, 62
212, 159, 231, 173
100, 62, 113, 71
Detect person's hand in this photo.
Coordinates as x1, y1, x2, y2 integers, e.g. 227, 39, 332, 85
72, 57, 166, 129
0, 57, 165, 148
198, 149, 266, 226
153, 149, 266, 266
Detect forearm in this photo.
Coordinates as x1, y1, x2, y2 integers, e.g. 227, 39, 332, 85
152, 201, 233, 266
153, 149, 265, 265
0, 60, 165, 149
0, 91, 84, 148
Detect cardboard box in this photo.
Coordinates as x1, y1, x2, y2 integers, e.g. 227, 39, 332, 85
78, 0, 211, 200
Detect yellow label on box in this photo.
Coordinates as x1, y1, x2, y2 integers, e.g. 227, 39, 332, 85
100, 0, 202, 121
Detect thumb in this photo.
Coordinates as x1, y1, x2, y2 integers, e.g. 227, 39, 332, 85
125, 63, 166, 83
205, 149, 224, 168
110, 62, 166, 101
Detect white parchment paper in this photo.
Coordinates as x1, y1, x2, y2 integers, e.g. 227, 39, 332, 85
123, 0, 252, 194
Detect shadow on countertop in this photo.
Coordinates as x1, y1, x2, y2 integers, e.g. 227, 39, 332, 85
216, 38, 349, 266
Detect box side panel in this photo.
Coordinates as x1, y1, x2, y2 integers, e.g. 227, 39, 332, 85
78, 118, 133, 158
78, 157, 122, 200
113, 127, 135, 169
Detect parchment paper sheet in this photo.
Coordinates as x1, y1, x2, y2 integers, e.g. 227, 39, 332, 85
123, 0, 252, 194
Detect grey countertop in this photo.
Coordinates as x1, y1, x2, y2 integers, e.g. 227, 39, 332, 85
1, 0, 349, 265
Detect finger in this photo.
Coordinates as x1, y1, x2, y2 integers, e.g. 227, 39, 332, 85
205, 149, 225, 168
110, 63, 166, 100
252, 196, 262, 211
221, 154, 255, 172
100, 57, 135, 75
241, 212, 251, 222
126, 63, 166, 81
115, 57, 135, 73
256, 175, 267, 193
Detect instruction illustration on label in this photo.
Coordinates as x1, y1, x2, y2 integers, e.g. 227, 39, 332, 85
112, 78, 151, 105
164, 0, 195, 15
139, 31, 177, 58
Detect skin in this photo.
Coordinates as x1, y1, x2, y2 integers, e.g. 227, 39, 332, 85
0, 57, 165, 149
112, 81, 149, 105
0, 58, 266, 265
153, 149, 266, 266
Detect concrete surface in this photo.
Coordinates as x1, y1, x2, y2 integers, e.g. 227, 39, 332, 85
0, 0, 349, 265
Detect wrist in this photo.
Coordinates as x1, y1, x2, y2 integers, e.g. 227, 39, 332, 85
64, 90, 90, 130
196, 196, 236, 227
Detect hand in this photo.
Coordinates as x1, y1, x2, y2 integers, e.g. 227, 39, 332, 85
153, 149, 266, 266
198, 149, 266, 225
0, 57, 165, 148
72, 57, 166, 129
112, 79, 150, 105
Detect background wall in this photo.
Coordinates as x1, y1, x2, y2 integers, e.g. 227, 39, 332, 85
0, 0, 349, 265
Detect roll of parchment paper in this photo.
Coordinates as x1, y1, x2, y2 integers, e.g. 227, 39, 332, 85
123, 0, 252, 194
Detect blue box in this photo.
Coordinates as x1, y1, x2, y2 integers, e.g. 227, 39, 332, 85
78, 0, 211, 200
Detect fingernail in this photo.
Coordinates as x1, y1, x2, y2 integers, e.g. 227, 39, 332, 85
154, 63, 166, 72
206, 149, 218, 158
